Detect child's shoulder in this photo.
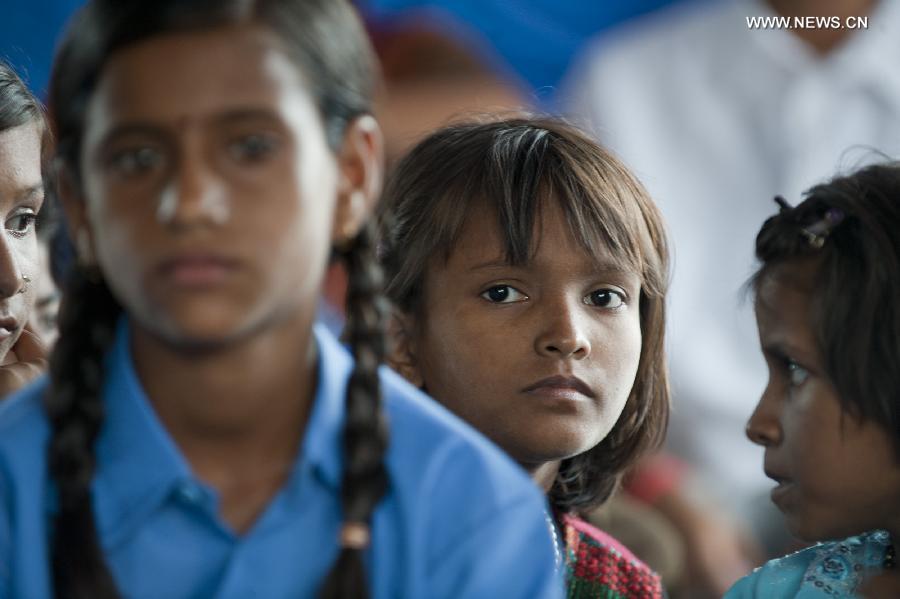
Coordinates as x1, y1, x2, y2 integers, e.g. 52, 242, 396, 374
561, 512, 663, 599
315, 324, 540, 508
378, 363, 539, 507
0, 377, 50, 456
725, 531, 893, 598
0, 378, 50, 521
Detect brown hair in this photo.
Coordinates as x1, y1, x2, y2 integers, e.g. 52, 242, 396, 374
379, 117, 670, 510
752, 162, 900, 454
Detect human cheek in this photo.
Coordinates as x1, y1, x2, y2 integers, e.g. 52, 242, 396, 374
592, 317, 641, 386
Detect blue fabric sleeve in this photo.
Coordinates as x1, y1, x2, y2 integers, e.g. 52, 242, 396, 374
0, 463, 11, 599
428, 489, 563, 598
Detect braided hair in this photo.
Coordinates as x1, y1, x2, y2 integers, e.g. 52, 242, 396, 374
45, 1, 387, 597
320, 221, 390, 598
751, 163, 900, 454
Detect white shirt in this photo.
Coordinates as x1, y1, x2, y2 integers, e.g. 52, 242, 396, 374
563, 0, 900, 509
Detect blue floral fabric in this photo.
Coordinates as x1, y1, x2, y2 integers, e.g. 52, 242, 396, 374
725, 531, 893, 598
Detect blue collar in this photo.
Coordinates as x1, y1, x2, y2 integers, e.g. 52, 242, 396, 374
91, 320, 351, 544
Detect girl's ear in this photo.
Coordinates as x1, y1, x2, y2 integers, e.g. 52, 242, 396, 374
386, 309, 424, 389
333, 115, 384, 247
56, 162, 90, 242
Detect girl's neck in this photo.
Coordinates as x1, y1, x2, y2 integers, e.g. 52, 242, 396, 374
529, 461, 562, 494
131, 309, 318, 493
766, 0, 877, 55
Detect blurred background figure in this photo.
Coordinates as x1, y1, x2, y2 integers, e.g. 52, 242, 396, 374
564, 0, 900, 595
33, 188, 61, 348
359, 0, 681, 110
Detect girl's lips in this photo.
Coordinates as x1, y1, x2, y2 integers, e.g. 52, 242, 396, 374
0, 317, 20, 340
158, 255, 239, 288
521, 375, 596, 399
770, 481, 794, 507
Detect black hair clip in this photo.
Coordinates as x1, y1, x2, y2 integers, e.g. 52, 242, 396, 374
801, 207, 845, 249
774, 195, 792, 212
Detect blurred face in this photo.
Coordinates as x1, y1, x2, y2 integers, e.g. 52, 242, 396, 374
403, 202, 643, 467
0, 122, 42, 363
747, 262, 900, 542
76, 25, 342, 347
32, 242, 59, 347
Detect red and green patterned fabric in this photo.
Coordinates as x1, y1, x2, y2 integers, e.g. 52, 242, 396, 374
561, 512, 664, 599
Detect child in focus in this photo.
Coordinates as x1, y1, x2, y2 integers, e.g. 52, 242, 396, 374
380, 117, 670, 598
727, 163, 900, 598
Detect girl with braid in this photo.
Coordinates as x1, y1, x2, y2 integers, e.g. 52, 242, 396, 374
0, 2, 563, 598
725, 164, 900, 597
0, 61, 49, 397
380, 118, 669, 598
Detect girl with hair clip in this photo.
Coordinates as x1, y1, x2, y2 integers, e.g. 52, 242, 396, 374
0, 61, 49, 396
379, 117, 670, 598
726, 163, 900, 598
0, 2, 564, 598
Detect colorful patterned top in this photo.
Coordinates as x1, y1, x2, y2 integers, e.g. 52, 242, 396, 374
725, 530, 894, 598
561, 512, 664, 599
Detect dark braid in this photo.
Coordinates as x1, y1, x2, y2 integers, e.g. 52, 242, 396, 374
320, 221, 390, 599
44, 269, 122, 599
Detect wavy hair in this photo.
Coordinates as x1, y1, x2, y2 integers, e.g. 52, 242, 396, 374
379, 117, 670, 510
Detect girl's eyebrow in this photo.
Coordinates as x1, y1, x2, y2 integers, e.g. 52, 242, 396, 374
100, 109, 282, 145
761, 338, 817, 365
99, 123, 166, 148
16, 184, 44, 202
0, 184, 44, 208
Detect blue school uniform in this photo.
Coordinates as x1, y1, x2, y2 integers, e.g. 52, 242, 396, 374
0, 320, 562, 598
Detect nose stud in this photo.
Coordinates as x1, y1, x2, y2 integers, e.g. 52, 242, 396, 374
17, 274, 30, 294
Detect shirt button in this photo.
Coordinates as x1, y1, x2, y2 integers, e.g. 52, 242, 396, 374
175, 482, 203, 504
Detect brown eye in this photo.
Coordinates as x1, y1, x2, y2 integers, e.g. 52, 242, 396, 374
480, 285, 527, 303
584, 289, 625, 309
6, 212, 36, 236
228, 133, 279, 163
109, 146, 163, 177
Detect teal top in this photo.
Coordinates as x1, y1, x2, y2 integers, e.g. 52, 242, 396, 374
725, 530, 893, 598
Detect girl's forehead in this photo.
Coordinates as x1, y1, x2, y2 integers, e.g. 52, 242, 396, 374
86, 25, 310, 130
757, 258, 820, 299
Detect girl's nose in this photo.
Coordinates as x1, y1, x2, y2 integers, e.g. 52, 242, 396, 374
156, 161, 229, 228
534, 299, 591, 359
745, 388, 782, 447
0, 236, 25, 299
